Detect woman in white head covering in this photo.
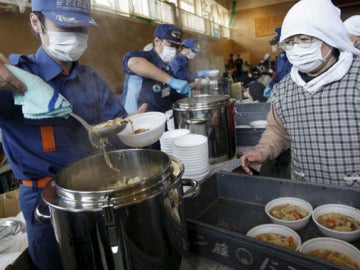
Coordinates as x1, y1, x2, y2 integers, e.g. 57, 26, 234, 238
241, 0, 360, 187
344, 15, 360, 49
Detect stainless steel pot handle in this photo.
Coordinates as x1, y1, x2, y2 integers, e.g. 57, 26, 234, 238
181, 178, 200, 199
34, 202, 51, 224
185, 119, 207, 125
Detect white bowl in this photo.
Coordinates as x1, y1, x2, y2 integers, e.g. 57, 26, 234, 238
247, 223, 301, 251
207, 70, 219, 78
160, 129, 191, 140
265, 197, 313, 230
250, 120, 267, 129
300, 237, 360, 268
312, 204, 360, 242
172, 134, 207, 148
117, 112, 166, 147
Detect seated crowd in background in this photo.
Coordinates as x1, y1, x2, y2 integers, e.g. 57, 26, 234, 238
225, 53, 277, 103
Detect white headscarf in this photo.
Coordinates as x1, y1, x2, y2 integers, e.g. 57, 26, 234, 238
280, 0, 360, 56
344, 15, 360, 36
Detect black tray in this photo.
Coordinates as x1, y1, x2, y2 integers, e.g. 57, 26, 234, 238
184, 172, 360, 270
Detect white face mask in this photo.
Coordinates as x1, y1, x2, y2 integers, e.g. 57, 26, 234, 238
46, 31, 88, 62
286, 41, 330, 73
271, 45, 277, 52
187, 51, 196, 60
159, 45, 176, 63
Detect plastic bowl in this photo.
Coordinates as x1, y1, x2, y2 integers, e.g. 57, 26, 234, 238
117, 112, 166, 147
265, 197, 313, 230
246, 223, 302, 251
312, 204, 360, 242
300, 237, 360, 268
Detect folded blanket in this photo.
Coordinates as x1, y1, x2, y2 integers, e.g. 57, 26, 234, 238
6, 64, 72, 119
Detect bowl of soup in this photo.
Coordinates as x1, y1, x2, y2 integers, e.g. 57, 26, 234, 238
265, 197, 313, 230
247, 223, 301, 251
312, 204, 360, 242
300, 237, 360, 270
117, 112, 166, 147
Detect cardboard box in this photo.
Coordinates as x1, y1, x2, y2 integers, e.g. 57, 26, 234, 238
0, 189, 20, 218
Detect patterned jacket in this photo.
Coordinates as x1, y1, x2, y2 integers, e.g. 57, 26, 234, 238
256, 55, 360, 187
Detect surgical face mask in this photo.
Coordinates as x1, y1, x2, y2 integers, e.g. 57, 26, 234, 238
46, 31, 88, 62
271, 45, 277, 52
286, 41, 329, 73
159, 45, 176, 63
187, 51, 196, 60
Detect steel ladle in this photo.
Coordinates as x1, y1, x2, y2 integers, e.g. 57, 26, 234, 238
69, 112, 128, 143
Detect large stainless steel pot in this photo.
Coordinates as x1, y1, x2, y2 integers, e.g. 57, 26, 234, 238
173, 95, 235, 164
35, 149, 199, 270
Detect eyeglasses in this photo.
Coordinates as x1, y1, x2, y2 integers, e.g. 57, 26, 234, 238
280, 36, 317, 50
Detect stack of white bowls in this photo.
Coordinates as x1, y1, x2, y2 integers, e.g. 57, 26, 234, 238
172, 134, 209, 181
159, 129, 191, 156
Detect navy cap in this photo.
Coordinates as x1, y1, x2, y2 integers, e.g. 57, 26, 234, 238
274, 27, 281, 41
154, 24, 183, 44
32, 0, 98, 27
182, 38, 201, 52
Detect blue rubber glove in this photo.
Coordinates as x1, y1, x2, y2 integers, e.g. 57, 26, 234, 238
197, 69, 211, 78
167, 77, 190, 96
263, 86, 272, 98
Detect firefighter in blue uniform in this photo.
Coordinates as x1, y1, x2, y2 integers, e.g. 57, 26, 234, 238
169, 38, 209, 87
0, 0, 146, 269
121, 24, 191, 114
264, 27, 292, 98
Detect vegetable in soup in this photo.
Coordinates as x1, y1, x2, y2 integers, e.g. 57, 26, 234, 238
308, 249, 360, 270
255, 233, 297, 250
270, 203, 309, 221
317, 212, 360, 232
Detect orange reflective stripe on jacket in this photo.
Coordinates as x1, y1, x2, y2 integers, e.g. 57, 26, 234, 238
40, 126, 56, 152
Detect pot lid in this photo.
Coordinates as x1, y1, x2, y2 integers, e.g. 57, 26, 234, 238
174, 95, 229, 110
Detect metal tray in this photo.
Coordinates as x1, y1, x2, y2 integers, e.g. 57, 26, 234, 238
184, 172, 360, 270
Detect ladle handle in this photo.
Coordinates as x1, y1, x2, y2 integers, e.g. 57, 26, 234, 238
69, 112, 92, 130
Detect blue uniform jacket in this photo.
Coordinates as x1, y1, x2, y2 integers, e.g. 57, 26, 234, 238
169, 53, 197, 82
120, 48, 185, 113
269, 52, 292, 89
0, 46, 128, 180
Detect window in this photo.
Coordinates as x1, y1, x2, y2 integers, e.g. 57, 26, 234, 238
90, 0, 230, 39
179, 0, 194, 13
179, 9, 206, 33
92, 0, 130, 13
131, 0, 151, 17
156, 1, 176, 24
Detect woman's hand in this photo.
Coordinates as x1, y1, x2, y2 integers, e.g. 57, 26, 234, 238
240, 150, 268, 175
0, 54, 26, 95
